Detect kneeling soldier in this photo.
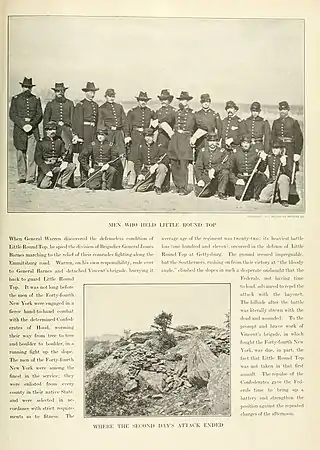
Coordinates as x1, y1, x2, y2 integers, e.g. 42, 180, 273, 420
135, 128, 170, 195
258, 141, 291, 207
79, 129, 116, 191
194, 132, 231, 199
34, 121, 76, 189
230, 135, 267, 201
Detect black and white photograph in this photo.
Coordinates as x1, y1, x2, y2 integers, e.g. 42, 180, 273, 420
84, 283, 231, 417
8, 16, 304, 213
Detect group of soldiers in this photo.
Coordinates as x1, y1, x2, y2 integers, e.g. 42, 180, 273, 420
9, 77, 303, 206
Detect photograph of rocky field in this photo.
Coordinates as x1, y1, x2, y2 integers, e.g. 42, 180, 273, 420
84, 283, 231, 417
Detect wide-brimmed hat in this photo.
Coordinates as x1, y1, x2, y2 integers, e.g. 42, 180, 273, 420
279, 101, 290, 110
206, 132, 219, 141
44, 121, 58, 130
225, 100, 238, 111
176, 91, 193, 101
52, 82, 68, 92
105, 88, 116, 97
82, 82, 99, 92
250, 101, 261, 112
200, 93, 211, 103
135, 91, 151, 101
158, 89, 173, 101
143, 128, 154, 137
20, 77, 35, 88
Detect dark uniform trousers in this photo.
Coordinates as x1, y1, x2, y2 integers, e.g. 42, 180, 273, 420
230, 148, 267, 200
9, 91, 43, 182
194, 146, 231, 197
34, 136, 76, 189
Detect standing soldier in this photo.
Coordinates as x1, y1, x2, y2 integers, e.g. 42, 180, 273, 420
124, 91, 155, 188
72, 82, 99, 185
243, 101, 271, 153
43, 82, 74, 161
190, 93, 222, 159
168, 91, 196, 196
221, 100, 244, 151
9, 77, 43, 184
97, 88, 127, 189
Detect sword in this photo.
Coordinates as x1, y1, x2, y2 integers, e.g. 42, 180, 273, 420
239, 157, 262, 202
291, 161, 296, 185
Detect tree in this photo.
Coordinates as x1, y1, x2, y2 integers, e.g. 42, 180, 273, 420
154, 311, 173, 332
153, 311, 176, 351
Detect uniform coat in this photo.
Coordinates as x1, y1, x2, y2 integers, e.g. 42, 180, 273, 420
73, 98, 99, 147
154, 104, 176, 149
125, 106, 155, 162
194, 108, 222, 151
134, 141, 169, 192
168, 106, 196, 161
221, 115, 244, 148
243, 116, 271, 153
271, 116, 303, 157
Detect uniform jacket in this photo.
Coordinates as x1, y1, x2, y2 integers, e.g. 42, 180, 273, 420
79, 139, 112, 171
125, 106, 155, 137
9, 91, 43, 151
34, 136, 67, 186
194, 108, 222, 139
97, 101, 127, 131
72, 98, 99, 140
173, 106, 196, 133
261, 153, 292, 183
134, 142, 169, 176
271, 116, 303, 155
195, 144, 231, 183
221, 115, 244, 147
155, 104, 176, 145
243, 116, 271, 152
43, 97, 75, 132
230, 146, 265, 183
168, 106, 196, 161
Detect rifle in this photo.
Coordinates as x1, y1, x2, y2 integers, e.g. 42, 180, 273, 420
271, 148, 286, 205
133, 153, 167, 192
239, 156, 262, 202
77, 155, 122, 189
198, 152, 229, 198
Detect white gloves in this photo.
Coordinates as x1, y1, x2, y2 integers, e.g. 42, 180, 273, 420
72, 135, 79, 144
208, 168, 215, 179
46, 171, 53, 178
137, 174, 145, 181
23, 124, 32, 133
280, 155, 287, 166
150, 164, 158, 174
197, 180, 205, 187
293, 154, 301, 162
236, 178, 245, 186
60, 161, 68, 171
259, 151, 268, 161
88, 168, 95, 175
125, 137, 132, 145
226, 137, 234, 146
190, 137, 196, 147
101, 163, 110, 172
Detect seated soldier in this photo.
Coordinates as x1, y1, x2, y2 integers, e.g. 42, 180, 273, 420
34, 121, 76, 189
194, 132, 231, 199
230, 135, 268, 201
134, 128, 170, 195
258, 141, 291, 207
78, 129, 117, 191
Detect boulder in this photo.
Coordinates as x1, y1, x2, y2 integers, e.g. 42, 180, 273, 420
124, 379, 138, 392
175, 325, 199, 332
187, 338, 218, 387
138, 370, 166, 393
207, 354, 230, 415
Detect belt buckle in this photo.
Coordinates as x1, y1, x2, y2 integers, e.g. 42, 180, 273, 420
111, 126, 117, 131
25, 118, 31, 122
243, 172, 249, 177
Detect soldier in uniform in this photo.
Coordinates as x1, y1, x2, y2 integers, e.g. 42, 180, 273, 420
230, 135, 268, 201
97, 88, 127, 190
243, 101, 271, 153
134, 128, 170, 194
258, 141, 291, 207
221, 100, 244, 150
190, 93, 222, 160
194, 132, 231, 199
124, 91, 155, 188
78, 129, 117, 191
34, 121, 76, 189
43, 82, 75, 161
9, 77, 43, 183
72, 82, 99, 184
168, 91, 196, 196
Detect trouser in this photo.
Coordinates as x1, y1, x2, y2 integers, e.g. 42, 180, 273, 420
234, 172, 267, 200
259, 174, 290, 202
39, 163, 76, 189
123, 160, 136, 188
195, 169, 230, 197
170, 159, 190, 191
135, 164, 169, 192
16, 134, 37, 181
87, 166, 116, 190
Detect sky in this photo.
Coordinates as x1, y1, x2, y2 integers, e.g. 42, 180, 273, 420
85, 283, 230, 338
8, 17, 304, 105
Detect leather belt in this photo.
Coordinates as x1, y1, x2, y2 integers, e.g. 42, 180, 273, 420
251, 138, 263, 142
44, 158, 59, 164
109, 126, 122, 131
25, 118, 31, 122
96, 162, 104, 167
177, 129, 191, 134
84, 121, 95, 126
133, 127, 144, 132
279, 137, 293, 143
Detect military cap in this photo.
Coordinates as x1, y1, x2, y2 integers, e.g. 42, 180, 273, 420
176, 91, 193, 101
200, 93, 211, 103
279, 101, 290, 110
136, 91, 151, 101
105, 88, 116, 97
44, 121, 58, 130
97, 128, 108, 135
225, 100, 238, 111
206, 132, 219, 141
250, 101, 261, 112
143, 128, 154, 136
158, 89, 173, 101
52, 82, 68, 92
82, 82, 99, 92
20, 77, 36, 88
